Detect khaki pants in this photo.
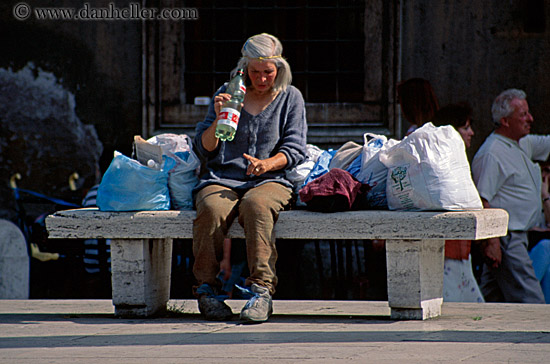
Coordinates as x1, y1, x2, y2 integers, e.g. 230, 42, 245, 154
193, 182, 292, 295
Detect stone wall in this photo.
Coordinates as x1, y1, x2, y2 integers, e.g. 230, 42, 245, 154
400, 0, 550, 157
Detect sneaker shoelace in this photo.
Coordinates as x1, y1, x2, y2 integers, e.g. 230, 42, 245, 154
234, 284, 260, 309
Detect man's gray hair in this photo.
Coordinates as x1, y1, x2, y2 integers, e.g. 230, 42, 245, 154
491, 88, 527, 127
232, 33, 292, 93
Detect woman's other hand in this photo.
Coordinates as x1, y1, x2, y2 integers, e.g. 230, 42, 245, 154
243, 152, 288, 176
243, 153, 266, 176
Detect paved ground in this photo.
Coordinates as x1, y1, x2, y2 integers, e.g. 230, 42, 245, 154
1, 299, 549, 363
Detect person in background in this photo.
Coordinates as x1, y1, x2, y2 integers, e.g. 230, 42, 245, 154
81, 184, 111, 298
397, 78, 439, 136
528, 162, 550, 303
432, 102, 484, 302
192, 33, 307, 322
472, 88, 548, 303
218, 237, 247, 298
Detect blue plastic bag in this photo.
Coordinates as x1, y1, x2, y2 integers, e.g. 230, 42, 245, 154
146, 134, 199, 210
355, 133, 396, 209
301, 149, 337, 188
97, 152, 176, 211
346, 154, 362, 177
168, 151, 199, 210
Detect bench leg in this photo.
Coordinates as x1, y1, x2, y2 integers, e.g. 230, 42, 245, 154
385, 239, 444, 320
110, 238, 173, 317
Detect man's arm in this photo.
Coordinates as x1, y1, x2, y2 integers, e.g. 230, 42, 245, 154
481, 198, 502, 268
541, 173, 550, 229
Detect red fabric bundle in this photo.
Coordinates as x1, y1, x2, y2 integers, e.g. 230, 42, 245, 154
299, 168, 367, 212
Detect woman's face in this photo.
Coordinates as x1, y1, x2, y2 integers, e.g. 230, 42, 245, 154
457, 119, 474, 148
247, 59, 278, 94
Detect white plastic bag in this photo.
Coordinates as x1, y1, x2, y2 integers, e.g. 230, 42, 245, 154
147, 134, 199, 210
379, 123, 482, 211
355, 133, 398, 208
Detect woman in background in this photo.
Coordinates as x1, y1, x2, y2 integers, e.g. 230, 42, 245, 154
397, 78, 439, 136
432, 102, 484, 302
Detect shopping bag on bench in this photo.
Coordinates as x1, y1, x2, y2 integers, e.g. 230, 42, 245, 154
379, 123, 482, 211
97, 151, 176, 211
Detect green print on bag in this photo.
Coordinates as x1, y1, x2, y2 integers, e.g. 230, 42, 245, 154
390, 166, 408, 191
389, 165, 415, 210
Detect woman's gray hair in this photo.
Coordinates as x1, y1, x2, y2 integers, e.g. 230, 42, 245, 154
491, 88, 527, 127
231, 33, 292, 93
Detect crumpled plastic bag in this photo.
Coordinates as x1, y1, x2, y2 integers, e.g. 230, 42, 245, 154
328, 141, 362, 170
355, 133, 399, 209
97, 151, 176, 211
379, 123, 482, 211
302, 149, 337, 188
147, 134, 199, 210
285, 144, 325, 193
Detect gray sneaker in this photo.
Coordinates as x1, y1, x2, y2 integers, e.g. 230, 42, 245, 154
240, 283, 273, 323
198, 295, 233, 321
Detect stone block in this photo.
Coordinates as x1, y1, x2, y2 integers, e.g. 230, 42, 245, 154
386, 239, 444, 319
110, 238, 172, 317
0, 219, 29, 299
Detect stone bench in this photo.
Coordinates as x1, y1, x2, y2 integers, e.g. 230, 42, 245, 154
45, 207, 508, 320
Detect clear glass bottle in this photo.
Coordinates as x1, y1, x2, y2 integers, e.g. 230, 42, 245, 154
215, 69, 246, 142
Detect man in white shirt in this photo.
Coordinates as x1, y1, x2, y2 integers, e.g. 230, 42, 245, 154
472, 88, 547, 303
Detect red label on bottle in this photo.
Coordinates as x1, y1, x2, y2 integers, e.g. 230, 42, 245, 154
218, 108, 240, 128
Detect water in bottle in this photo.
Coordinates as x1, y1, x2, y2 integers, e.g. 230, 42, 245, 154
215, 69, 246, 141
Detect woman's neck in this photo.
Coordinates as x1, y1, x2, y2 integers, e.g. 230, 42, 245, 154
248, 86, 277, 97
244, 87, 280, 115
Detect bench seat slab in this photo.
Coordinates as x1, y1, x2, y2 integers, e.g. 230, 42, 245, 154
46, 208, 509, 241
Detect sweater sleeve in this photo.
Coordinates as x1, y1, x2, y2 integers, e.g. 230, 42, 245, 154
277, 87, 308, 169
